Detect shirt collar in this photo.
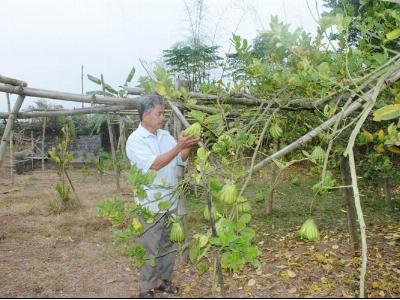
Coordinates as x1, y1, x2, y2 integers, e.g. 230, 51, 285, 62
137, 123, 168, 138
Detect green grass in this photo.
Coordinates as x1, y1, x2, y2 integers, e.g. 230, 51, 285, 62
185, 174, 400, 240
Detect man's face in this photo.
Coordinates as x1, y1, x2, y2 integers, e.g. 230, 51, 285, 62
143, 104, 165, 130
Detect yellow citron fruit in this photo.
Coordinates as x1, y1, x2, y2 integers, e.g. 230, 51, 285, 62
375, 143, 385, 154
377, 129, 385, 142
183, 123, 202, 139
131, 218, 143, 231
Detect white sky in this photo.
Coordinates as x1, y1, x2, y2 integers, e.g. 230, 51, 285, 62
1, 0, 326, 112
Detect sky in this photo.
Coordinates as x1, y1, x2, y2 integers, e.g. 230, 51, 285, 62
1, 0, 327, 112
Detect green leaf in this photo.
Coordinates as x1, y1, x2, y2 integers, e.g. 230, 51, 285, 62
158, 200, 172, 211
124, 66, 136, 86
317, 62, 330, 77
104, 83, 118, 95
87, 74, 102, 85
386, 28, 400, 40
189, 240, 201, 262
239, 213, 251, 224
196, 261, 207, 275
373, 104, 400, 121
245, 246, 260, 260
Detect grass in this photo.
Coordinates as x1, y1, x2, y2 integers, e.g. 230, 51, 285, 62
185, 172, 400, 241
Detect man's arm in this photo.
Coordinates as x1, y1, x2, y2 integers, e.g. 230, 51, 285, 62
150, 135, 198, 171
180, 147, 191, 162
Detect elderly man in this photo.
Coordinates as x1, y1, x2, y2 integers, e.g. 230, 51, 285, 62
126, 93, 198, 298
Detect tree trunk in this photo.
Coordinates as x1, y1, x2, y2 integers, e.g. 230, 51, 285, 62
384, 177, 392, 210
340, 156, 360, 252
266, 141, 279, 214
348, 149, 367, 298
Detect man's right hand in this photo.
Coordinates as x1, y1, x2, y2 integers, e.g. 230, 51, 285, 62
177, 133, 199, 151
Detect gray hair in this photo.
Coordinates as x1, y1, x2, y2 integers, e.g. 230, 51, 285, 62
138, 93, 165, 121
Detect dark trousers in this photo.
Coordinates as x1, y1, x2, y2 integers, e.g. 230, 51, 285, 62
138, 210, 178, 291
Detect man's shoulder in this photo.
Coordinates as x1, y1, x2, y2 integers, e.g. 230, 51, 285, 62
158, 128, 173, 137
127, 129, 143, 142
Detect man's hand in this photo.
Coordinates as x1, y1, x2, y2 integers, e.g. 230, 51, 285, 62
177, 133, 199, 151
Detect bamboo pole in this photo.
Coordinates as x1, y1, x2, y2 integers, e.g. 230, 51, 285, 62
0, 83, 139, 107
0, 74, 27, 87
126, 87, 315, 109
81, 64, 84, 109
6, 93, 14, 185
0, 95, 25, 167
0, 105, 130, 119
101, 75, 120, 191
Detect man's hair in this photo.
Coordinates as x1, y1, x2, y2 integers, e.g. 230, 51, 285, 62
138, 93, 165, 121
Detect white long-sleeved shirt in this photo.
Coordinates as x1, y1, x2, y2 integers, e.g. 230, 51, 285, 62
126, 124, 186, 213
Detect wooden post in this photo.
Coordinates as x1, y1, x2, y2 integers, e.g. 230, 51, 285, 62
6, 93, 14, 185
101, 74, 120, 191
119, 118, 128, 163
31, 131, 34, 170
41, 114, 47, 171
340, 156, 360, 251
0, 95, 25, 167
81, 64, 84, 109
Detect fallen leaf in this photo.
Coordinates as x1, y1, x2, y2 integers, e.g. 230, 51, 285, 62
287, 270, 297, 278
106, 278, 117, 284
247, 279, 256, 286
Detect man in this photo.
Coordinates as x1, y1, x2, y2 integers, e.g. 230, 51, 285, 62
126, 93, 198, 298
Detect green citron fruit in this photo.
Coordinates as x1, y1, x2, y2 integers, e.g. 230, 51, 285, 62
203, 206, 221, 221
237, 201, 251, 213
311, 146, 325, 164
270, 123, 283, 140
298, 218, 320, 241
170, 222, 184, 243
183, 123, 202, 139
218, 184, 238, 205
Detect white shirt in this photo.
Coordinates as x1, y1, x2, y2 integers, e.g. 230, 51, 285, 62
126, 124, 186, 213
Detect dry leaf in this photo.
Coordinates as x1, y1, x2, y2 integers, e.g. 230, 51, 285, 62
287, 270, 297, 278
247, 279, 256, 286
106, 278, 117, 284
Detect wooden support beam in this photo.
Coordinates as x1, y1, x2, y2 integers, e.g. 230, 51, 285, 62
0, 83, 139, 107
0, 95, 25, 167
0, 105, 130, 119
0, 74, 27, 87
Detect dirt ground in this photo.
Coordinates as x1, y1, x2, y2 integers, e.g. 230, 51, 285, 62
1, 155, 400, 298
